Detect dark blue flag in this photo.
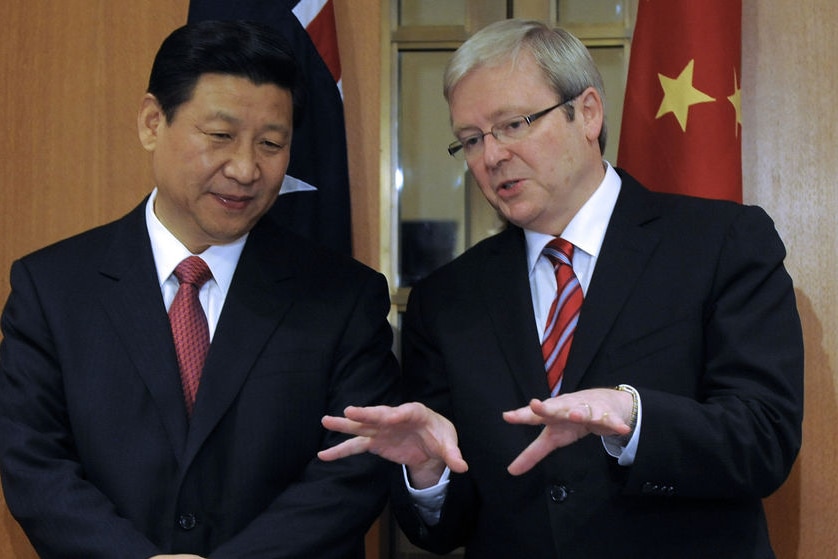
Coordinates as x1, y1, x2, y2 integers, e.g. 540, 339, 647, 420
188, 0, 352, 254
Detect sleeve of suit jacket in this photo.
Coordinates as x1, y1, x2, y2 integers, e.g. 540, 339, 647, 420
0, 224, 401, 558
614, 203, 804, 499
208, 263, 401, 558
390, 199, 804, 555
0, 257, 162, 558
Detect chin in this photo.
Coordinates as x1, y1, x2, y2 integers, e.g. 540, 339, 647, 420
202, 224, 252, 246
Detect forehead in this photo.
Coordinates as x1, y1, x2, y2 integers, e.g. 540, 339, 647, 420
448, 53, 555, 131
186, 73, 293, 120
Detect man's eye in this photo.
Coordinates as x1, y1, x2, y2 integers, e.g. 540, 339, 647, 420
462, 135, 482, 148
503, 118, 526, 133
261, 140, 285, 151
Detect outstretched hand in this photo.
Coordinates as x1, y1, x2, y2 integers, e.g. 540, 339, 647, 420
503, 388, 633, 476
319, 402, 468, 489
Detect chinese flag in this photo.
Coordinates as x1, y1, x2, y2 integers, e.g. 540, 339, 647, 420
188, 0, 353, 254
617, 0, 742, 202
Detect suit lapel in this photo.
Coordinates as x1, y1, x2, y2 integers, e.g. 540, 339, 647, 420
480, 227, 550, 399
97, 201, 190, 459
183, 218, 297, 464
561, 174, 663, 393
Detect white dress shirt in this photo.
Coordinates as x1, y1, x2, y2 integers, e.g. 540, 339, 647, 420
145, 188, 247, 340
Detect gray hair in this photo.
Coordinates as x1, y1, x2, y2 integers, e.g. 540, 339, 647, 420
444, 19, 607, 153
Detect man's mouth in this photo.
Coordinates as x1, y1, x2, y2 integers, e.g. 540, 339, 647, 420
214, 193, 253, 210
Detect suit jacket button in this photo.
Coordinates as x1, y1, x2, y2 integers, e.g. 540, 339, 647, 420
549, 485, 569, 503
178, 513, 197, 530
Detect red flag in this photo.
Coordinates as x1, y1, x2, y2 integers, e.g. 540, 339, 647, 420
293, 0, 342, 96
617, 0, 742, 202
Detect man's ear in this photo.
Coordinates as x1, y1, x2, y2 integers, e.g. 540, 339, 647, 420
578, 86, 604, 145
137, 94, 164, 152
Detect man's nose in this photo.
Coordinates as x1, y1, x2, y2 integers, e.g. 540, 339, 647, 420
224, 144, 261, 184
481, 133, 511, 167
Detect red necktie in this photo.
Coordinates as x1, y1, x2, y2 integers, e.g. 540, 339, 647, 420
169, 256, 213, 416
542, 238, 583, 396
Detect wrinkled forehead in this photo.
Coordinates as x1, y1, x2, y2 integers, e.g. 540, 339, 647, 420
448, 54, 554, 131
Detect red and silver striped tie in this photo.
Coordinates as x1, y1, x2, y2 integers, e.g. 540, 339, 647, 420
541, 238, 583, 397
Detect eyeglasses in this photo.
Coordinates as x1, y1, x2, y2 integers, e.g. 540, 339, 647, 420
447, 95, 579, 160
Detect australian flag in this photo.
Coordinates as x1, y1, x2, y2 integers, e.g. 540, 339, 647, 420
188, 0, 352, 255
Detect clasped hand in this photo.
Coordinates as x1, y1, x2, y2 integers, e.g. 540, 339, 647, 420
319, 388, 633, 482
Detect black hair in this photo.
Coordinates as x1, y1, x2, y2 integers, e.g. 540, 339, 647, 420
147, 20, 305, 126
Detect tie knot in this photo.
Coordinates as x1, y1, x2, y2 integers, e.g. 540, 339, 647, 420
173, 256, 212, 288
543, 238, 574, 268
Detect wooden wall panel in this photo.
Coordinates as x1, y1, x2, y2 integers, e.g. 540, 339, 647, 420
743, 0, 838, 557
0, 1, 188, 297
1, 0, 835, 557
335, 0, 383, 270
0, 1, 189, 556
334, 6, 385, 555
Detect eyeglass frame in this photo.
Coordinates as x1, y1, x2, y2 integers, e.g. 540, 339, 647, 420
447, 94, 581, 160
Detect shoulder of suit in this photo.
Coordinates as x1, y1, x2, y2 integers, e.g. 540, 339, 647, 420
19, 214, 128, 268
409, 225, 522, 292
249, 215, 381, 278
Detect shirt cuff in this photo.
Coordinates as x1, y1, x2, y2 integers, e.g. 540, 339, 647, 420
602, 385, 643, 466
404, 464, 450, 525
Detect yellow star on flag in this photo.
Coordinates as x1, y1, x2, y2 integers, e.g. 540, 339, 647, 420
728, 69, 742, 137
656, 59, 715, 132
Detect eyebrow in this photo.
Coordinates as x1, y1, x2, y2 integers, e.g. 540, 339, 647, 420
452, 125, 482, 137
452, 106, 529, 136
208, 111, 291, 135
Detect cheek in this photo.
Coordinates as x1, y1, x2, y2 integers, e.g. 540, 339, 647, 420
198, 154, 228, 182
468, 167, 492, 195
531, 144, 573, 186
263, 154, 291, 187
159, 141, 218, 182
477, 182, 496, 204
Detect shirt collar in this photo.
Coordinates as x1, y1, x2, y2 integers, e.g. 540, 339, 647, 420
145, 188, 246, 297
525, 161, 622, 272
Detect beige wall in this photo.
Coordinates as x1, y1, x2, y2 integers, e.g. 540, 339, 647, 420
0, 1, 835, 557
744, 0, 838, 556
0, 1, 188, 554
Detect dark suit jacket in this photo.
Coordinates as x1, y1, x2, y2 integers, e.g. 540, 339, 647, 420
0, 199, 400, 558
391, 171, 803, 559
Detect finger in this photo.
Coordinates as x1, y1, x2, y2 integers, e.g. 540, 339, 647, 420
317, 436, 370, 462
441, 445, 469, 473
343, 403, 431, 428
502, 400, 544, 425
507, 434, 555, 476
341, 404, 396, 423
590, 412, 631, 437
565, 402, 595, 423
506, 398, 583, 425
321, 415, 369, 436
562, 403, 629, 432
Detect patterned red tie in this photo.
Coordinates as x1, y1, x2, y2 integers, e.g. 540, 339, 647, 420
169, 256, 213, 417
542, 238, 583, 396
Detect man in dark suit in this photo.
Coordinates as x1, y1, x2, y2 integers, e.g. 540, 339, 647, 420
0, 20, 399, 559
319, 19, 803, 558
